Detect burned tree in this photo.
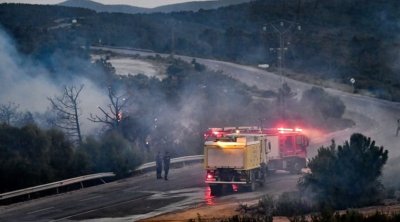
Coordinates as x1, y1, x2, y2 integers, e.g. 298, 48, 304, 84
48, 85, 84, 145
88, 87, 128, 130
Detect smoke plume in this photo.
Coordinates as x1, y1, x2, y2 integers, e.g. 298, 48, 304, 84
0, 27, 107, 134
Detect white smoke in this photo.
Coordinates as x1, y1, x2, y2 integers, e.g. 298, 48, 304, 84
0, 28, 108, 135
0, 28, 58, 112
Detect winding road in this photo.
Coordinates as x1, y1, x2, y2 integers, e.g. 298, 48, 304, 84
1, 47, 399, 221
0, 164, 299, 221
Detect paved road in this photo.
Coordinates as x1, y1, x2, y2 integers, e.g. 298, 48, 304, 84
0, 164, 299, 222
194, 58, 400, 157
193, 55, 400, 186
94, 45, 400, 216
3, 47, 398, 221
0, 164, 203, 221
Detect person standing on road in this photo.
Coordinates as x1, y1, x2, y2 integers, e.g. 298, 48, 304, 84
155, 151, 163, 179
397, 119, 400, 137
163, 151, 171, 180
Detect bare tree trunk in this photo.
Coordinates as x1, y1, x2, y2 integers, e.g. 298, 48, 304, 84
73, 96, 82, 144
88, 87, 128, 130
48, 85, 84, 145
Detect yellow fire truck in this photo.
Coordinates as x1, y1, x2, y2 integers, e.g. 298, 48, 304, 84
204, 132, 269, 195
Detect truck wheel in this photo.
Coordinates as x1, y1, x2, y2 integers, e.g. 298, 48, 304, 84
210, 185, 222, 196
289, 158, 306, 174
247, 171, 256, 192
290, 162, 301, 174
225, 184, 234, 193
259, 172, 267, 187
249, 181, 256, 191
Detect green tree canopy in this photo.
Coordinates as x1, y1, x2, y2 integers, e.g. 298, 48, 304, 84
79, 131, 142, 178
299, 133, 388, 209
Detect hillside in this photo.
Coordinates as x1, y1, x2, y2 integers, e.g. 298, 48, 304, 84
148, 0, 253, 13
59, 0, 145, 14
0, 0, 400, 101
58, 0, 253, 14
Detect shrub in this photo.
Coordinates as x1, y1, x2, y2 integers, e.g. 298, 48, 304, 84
79, 131, 143, 177
299, 133, 388, 209
0, 124, 76, 192
300, 87, 346, 123
275, 192, 313, 217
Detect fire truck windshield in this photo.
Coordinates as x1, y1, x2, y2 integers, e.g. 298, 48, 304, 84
284, 136, 293, 147
215, 136, 236, 142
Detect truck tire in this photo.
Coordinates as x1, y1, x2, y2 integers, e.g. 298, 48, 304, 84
259, 166, 268, 187
225, 184, 234, 193
289, 158, 306, 174
259, 171, 267, 187
249, 181, 256, 191
210, 184, 222, 196
245, 171, 256, 192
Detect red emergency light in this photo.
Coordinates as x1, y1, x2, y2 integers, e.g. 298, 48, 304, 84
277, 127, 293, 133
277, 127, 303, 133
212, 131, 223, 138
204, 128, 224, 140
206, 172, 215, 181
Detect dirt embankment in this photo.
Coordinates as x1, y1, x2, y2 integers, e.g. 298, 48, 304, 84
141, 201, 400, 222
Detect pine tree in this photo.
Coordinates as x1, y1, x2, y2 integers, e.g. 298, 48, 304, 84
299, 133, 388, 209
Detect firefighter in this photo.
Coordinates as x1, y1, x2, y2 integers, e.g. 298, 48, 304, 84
397, 119, 400, 137
163, 151, 171, 180
155, 151, 163, 179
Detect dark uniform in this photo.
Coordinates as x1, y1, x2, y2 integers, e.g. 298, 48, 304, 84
155, 152, 163, 179
163, 152, 171, 180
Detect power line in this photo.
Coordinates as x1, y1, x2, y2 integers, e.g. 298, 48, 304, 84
263, 19, 301, 83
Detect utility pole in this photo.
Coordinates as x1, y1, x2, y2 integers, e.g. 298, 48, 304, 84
170, 19, 181, 57
171, 27, 175, 57
263, 20, 301, 119
263, 20, 301, 83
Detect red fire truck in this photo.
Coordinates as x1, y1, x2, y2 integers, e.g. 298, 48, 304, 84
204, 126, 309, 174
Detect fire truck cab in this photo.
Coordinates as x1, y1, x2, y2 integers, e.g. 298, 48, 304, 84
263, 128, 309, 174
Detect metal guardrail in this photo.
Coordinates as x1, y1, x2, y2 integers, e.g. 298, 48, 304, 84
0, 155, 204, 201
135, 155, 204, 171
0, 172, 115, 200
91, 45, 155, 53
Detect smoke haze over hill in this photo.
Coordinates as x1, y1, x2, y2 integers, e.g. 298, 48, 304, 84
0, 28, 108, 134
0, 0, 218, 8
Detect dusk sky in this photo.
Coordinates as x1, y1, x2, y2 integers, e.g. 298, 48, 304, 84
0, 0, 213, 8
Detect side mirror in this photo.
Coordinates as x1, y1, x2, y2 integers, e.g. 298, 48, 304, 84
305, 137, 309, 147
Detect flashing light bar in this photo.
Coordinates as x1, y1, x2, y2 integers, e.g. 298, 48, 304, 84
277, 127, 293, 132
277, 127, 303, 133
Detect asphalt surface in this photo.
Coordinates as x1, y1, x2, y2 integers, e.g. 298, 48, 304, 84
2, 47, 399, 221
0, 164, 299, 222
0, 164, 204, 221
